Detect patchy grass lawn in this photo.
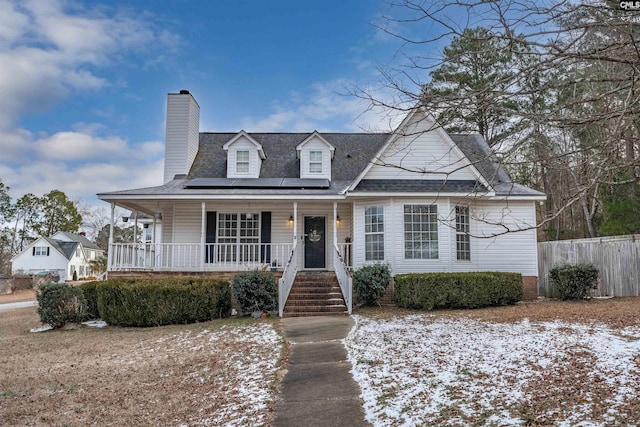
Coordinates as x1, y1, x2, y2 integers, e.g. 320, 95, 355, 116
0, 307, 284, 426
348, 298, 640, 426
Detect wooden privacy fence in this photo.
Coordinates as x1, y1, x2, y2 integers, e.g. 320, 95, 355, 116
538, 234, 640, 297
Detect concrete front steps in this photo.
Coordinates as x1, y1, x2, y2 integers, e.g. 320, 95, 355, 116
283, 271, 348, 317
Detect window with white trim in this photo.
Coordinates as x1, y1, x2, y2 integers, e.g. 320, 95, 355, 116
364, 205, 384, 261
456, 206, 471, 261
404, 204, 438, 259
236, 150, 250, 174
217, 213, 260, 262
309, 151, 323, 174
33, 246, 48, 256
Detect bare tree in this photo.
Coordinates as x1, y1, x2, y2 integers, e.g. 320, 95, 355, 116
355, 0, 640, 239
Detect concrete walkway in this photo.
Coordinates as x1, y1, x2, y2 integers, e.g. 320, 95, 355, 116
273, 316, 370, 427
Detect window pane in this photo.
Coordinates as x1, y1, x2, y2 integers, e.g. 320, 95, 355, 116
309, 150, 323, 173
365, 205, 384, 261
403, 204, 438, 259
456, 206, 471, 261
236, 150, 249, 173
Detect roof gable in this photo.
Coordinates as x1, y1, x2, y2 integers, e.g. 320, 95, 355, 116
350, 108, 490, 190
295, 131, 335, 159
222, 131, 266, 159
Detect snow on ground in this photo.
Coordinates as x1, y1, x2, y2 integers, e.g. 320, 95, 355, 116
345, 314, 640, 426
144, 322, 282, 427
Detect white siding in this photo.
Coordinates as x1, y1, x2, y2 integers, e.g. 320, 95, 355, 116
163, 92, 200, 183
173, 204, 201, 243
11, 239, 71, 281
299, 138, 332, 180
365, 113, 477, 181
470, 200, 538, 276
225, 137, 262, 178
352, 198, 538, 277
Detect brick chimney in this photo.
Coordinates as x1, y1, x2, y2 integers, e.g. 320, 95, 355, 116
163, 90, 200, 183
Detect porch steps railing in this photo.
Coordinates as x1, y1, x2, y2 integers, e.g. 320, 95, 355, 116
278, 241, 298, 317
333, 244, 353, 314
282, 272, 348, 317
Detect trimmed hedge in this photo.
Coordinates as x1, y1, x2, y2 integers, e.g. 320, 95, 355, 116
37, 282, 88, 328
394, 272, 523, 310
232, 271, 277, 314
79, 281, 100, 319
94, 277, 232, 327
549, 263, 599, 300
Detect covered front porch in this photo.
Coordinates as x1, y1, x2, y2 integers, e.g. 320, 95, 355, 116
103, 199, 354, 316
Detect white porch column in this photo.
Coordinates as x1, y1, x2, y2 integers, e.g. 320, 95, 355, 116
200, 202, 206, 271
108, 203, 114, 271
155, 212, 163, 272
133, 211, 138, 243
152, 216, 156, 244
333, 202, 338, 248
293, 202, 298, 243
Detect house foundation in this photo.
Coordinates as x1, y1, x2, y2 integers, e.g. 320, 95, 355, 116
522, 276, 538, 300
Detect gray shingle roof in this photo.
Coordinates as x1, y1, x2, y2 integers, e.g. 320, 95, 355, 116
58, 232, 102, 251
44, 237, 78, 260
189, 133, 390, 181
98, 130, 544, 198
355, 179, 487, 193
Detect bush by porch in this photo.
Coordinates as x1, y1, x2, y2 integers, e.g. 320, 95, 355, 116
394, 272, 523, 310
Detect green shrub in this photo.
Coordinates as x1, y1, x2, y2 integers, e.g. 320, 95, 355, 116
79, 281, 100, 319
37, 283, 88, 328
96, 277, 232, 327
353, 264, 391, 306
232, 271, 277, 314
549, 264, 599, 300
394, 272, 523, 310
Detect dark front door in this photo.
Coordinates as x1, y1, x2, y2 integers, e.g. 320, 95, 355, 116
304, 216, 326, 269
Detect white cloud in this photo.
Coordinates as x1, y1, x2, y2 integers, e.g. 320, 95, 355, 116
1, 131, 164, 203
239, 79, 406, 133
0, 0, 176, 207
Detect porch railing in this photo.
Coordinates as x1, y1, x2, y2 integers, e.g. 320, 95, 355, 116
337, 242, 353, 270
278, 241, 299, 317
110, 242, 292, 271
334, 244, 352, 314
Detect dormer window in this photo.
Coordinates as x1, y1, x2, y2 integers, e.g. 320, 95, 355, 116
296, 132, 335, 180
236, 150, 250, 174
309, 151, 323, 174
222, 131, 266, 179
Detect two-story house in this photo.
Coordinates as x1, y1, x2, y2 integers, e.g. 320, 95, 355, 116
98, 90, 545, 316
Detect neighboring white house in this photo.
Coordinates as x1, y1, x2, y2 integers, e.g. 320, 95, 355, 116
11, 232, 105, 281
97, 90, 546, 313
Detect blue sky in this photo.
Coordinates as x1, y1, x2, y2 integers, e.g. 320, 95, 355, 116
0, 0, 439, 208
